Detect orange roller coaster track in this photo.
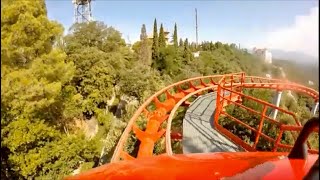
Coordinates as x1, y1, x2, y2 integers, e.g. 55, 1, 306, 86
66, 72, 319, 180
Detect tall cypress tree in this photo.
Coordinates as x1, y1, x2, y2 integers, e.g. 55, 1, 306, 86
139, 24, 151, 66
179, 38, 184, 48
152, 18, 159, 61
184, 38, 189, 50
185, 38, 190, 49
173, 23, 178, 48
140, 24, 147, 40
183, 38, 192, 64
158, 23, 166, 48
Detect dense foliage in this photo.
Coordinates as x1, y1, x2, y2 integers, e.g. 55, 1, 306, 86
219, 88, 318, 151
1, 1, 318, 179
1, 1, 99, 179
272, 59, 319, 90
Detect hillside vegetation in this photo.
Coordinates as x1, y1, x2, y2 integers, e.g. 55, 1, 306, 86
272, 59, 319, 90
1, 1, 317, 179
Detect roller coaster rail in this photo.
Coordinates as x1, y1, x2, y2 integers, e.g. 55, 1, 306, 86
111, 72, 319, 162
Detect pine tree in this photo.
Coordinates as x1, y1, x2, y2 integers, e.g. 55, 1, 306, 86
210, 41, 214, 51
158, 23, 166, 48
173, 23, 178, 48
1, 1, 99, 178
151, 18, 159, 61
1, 0, 61, 67
184, 38, 189, 49
179, 38, 184, 48
139, 24, 151, 66
183, 38, 192, 64
140, 24, 147, 40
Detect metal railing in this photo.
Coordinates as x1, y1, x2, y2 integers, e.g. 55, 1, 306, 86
214, 74, 319, 154
111, 73, 242, 162
112, 72, 319, 162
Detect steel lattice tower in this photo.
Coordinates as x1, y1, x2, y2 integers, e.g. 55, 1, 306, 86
72, 0, 93, 23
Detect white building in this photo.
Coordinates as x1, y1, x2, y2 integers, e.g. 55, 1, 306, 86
193, 51, 200, 58
253, 47, 272, 64
266, 74, 271, 78
308, 80, 314, 85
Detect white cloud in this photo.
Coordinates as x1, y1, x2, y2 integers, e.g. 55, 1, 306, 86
263, 6, 319, 58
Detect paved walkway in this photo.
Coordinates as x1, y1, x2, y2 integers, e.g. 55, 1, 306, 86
182, 93, 244, 154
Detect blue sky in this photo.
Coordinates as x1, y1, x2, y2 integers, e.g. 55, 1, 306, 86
46, 0, 319, 57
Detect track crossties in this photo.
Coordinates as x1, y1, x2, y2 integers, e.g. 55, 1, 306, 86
183, 93, 243, 153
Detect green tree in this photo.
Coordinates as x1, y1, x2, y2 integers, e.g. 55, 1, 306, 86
1, 0, 63, 67
190, 42, 197, 52
230, 43, 237, 49
214, 41, 223, 49
151, 18, 159, 62
179, 38, 184, 48
172, 23, 178, 48
131, 39, 152, 55
67, 48, 116, 115
64, 21, 126, 54
158, 23, 166, 48
155, 23, 169, 71
118, 63, 170, 101
161, 46, 183, 76
209, 41, 215, 51
64, 21, 132, 117
1, 1, 99, 178
139, 24, 152, 66
183, 38, 192, 64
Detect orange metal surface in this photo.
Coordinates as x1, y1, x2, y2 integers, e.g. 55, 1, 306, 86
65, 152, 318, 180
165, 86, 217, 155
214, 77, 318, 153
112, 72, 318, 161
110, 73, 235, 162
67, 72, 319, 179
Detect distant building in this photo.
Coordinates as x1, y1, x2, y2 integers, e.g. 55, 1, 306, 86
193, 51, 200, 58
266, 74, 271, 78
253, 47, 272, 64
308, 80, 314, 85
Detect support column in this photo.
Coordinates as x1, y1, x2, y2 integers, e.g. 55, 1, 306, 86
271, 91, 282, 120
311, 101, 319, 117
